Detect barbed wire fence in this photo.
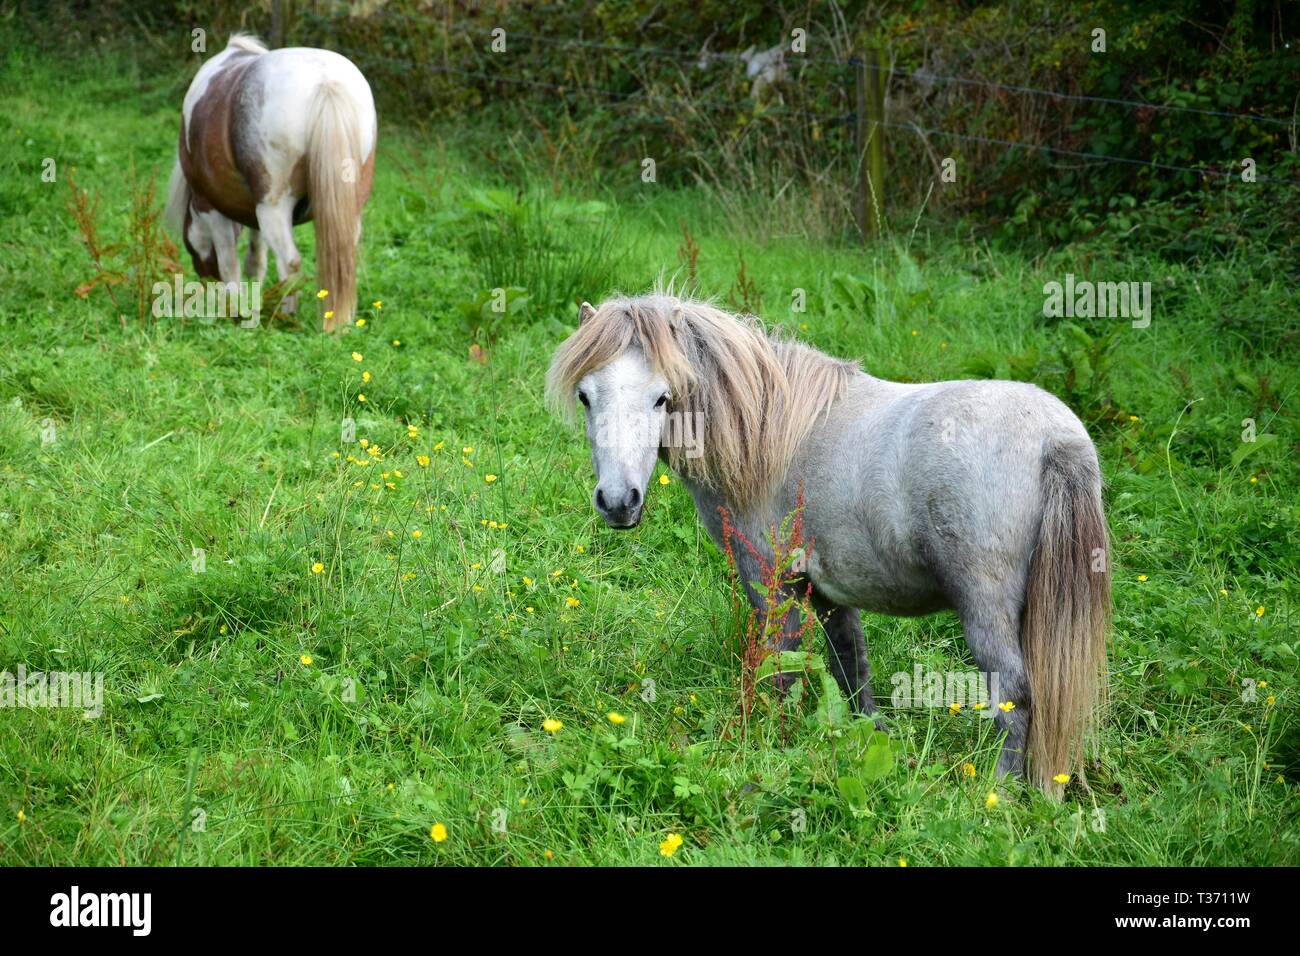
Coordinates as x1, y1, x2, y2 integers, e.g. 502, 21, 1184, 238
283, 9, 1300, 242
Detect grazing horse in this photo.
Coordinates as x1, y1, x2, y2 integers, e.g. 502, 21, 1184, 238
164, 35, 377, 331
547, 293, 1111, 795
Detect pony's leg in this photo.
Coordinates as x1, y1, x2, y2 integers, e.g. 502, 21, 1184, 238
243, 228, 268, 283
813, 600, 876, 717
195, 209, 242, 288
960, 602, 1031, 780
255, 198, 302, 314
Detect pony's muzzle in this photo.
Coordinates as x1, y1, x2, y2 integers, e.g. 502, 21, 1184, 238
595, 484, 642, 528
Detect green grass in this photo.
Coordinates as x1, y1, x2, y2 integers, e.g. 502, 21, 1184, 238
0, 40, 1296, 867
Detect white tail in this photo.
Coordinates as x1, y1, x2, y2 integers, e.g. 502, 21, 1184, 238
306, 81, 364, 331
1021, 440, 1111, 795
163, 153, 190, 237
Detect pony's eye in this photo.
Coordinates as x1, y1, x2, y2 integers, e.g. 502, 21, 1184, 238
654, 394, 669, 408
577, 390, 590, 408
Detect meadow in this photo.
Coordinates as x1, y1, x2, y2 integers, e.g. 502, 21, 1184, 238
0, 39, 1297, 866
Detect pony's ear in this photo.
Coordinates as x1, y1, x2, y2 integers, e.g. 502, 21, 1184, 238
578, 301, 596, 325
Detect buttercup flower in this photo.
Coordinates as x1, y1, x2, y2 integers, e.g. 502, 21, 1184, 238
430, 822, 447, 842
300, 655, 313, 666
607, 711, 626, 725
542, 718, 562, 733
311, 562, 324, 574
659, 833, 683, 857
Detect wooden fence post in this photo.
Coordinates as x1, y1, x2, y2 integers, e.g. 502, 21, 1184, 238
854, 45, 886, 240
271, 0, 285, 49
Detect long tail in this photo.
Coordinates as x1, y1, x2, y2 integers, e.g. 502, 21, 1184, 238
1022, 437, 1111, 796
163, 152, 190, 237
306, 81, 364, 331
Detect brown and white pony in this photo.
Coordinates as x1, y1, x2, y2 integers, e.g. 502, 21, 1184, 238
165, 35, 377, 331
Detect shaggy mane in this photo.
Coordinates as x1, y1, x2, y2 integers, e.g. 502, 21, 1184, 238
547, 291, 857, 511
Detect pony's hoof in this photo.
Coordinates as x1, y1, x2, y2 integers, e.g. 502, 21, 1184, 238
280, 294, 298, 315
772, 671, 796, 696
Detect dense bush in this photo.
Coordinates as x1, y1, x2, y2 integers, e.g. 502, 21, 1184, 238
15, 0, 1299, 258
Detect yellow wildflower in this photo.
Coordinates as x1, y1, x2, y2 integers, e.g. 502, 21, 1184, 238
659, 833, 684, 857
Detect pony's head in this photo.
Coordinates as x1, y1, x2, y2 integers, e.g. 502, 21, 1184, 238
164, 157, 226, 280
547, 292, 856, 526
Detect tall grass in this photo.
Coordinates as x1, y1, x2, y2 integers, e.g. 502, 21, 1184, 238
0, 35, 1296, 867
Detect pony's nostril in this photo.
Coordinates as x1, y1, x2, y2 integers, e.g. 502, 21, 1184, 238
595, 488, 608, 511
627, 487, 641, 508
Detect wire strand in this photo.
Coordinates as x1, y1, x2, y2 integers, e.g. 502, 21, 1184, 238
849, 58, 1297, 128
